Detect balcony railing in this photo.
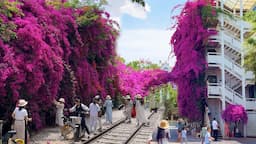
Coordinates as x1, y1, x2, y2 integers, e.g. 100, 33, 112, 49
207, 82, 244, 105
208, 83, 222, 96
246, 98, 256, 110
207, 52, 243, 78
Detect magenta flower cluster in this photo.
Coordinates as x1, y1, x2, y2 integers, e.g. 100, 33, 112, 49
170, 0, 216, 120
0, 0, 118, 129
221, 104, 248, 124
117, 62, 168, 99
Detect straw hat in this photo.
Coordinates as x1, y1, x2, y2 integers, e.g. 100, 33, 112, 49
106, 95, 111, 100
18, 99, 28, 107
59, 98, 65, 103
159, 120, 169, 129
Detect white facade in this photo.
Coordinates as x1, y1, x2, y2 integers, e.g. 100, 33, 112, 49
207, 0, 256, 137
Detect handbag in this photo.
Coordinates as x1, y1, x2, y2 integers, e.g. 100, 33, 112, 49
131, 106, 136, 118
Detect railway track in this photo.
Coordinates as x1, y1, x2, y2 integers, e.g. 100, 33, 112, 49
84, 109, 163, 144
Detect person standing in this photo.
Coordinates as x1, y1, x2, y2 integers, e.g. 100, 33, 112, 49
53, 98, 65, 127
211, 118, 218, 141
89, 98, 100, 134
181, 127, 187, 144
69, 98, 90, 137
104, 95, 113, 124
124, 95, 133, 123
135, 94, 148, 126
201, 125, 207, 144
150, 120, 170, 144
12, 99, 29, 140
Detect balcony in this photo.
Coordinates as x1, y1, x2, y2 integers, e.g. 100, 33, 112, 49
246, 98, 256, 110
208, 82, 244, 105
225, 86, 244, 105
208, 83, 222, 96
207, 52, 243, 78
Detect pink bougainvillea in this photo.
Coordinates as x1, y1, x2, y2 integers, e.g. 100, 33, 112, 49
222, 104, 248, 123
0, 0, 118, 129
170, 0, 216, 120
117, 62, 168, 99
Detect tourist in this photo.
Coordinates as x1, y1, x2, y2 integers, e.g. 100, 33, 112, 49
150, 120, 170, 144
181, 127, 187, 144
104, 95, 113, 124
204, 127, 214, 144
124, 95, 133, 123
201, 125, 207, 144
211, 117, 218, 141
53, 98, 65, 127
12, 99, 30, 140
69, 98, 90, 137
89, 97, 100, 134
135, 94, 148, 126
94, 95, 103, 132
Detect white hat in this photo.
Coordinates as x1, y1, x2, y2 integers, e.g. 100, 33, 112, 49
125, 95, 130, 99
95, 95, 100, 99
18, 99, 28, 107
59, 98, 65, 103
106, 95, 111, 100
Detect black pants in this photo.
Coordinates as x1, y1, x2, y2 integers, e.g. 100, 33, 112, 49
81, 117, 90, 135
213, 129, 218, 141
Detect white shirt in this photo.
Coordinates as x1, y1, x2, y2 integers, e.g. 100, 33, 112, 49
181, 129, 187, 138
69, 103, 89, 112
204, 131, 211, 144
89, 103, 100, 117
13, 107, 28, 120
212, 120, 218, 130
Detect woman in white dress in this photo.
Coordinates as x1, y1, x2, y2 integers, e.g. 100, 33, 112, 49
12, 99, 29, 140
53, 98, 65, 127
135, 94, 148, 126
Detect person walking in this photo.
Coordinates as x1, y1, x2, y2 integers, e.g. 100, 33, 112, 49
69, 98, 90, 137
95, 95, 103, 132
89, 98, 100, 134
135, 94, 148, 126
104, 95, 113, 124
124, 95, 133, 123
201, 125, 207, 144
53, 98, 65, 127
181, 127, 188, 144
211, 118, 218, 141
12, 99, 29, 140
204, 127, 214, 144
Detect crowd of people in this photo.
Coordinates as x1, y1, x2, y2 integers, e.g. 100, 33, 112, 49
10, 94, 151, 142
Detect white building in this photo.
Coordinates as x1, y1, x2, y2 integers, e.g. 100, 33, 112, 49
206, 0, 256, 137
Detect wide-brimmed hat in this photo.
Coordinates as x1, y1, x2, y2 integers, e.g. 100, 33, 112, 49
18, 99, 28, 107
159, 120, 169, 129
125, 95, 130, 99
59, 98, 65, 103
106, 95, 111, 100
95, 95, 100, 99
136, 94, 142, 99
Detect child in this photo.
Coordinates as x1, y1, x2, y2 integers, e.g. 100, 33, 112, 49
204, 127, 214, 144
181, 127, 187, 144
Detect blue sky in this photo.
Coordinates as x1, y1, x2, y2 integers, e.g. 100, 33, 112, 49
105, 0, 187, 66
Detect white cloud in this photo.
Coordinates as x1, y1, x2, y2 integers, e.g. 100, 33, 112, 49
117, 29, 176, 67
105, 0, 150, 25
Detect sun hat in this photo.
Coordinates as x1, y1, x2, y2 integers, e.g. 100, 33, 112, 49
59, 98, 65, 103
159, 120, 169, 129
106, 95, 111, 100
18, 99, 28, 107
136, 94, 142, 99
125, 95, 131, 99
95, 95, 100, 99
